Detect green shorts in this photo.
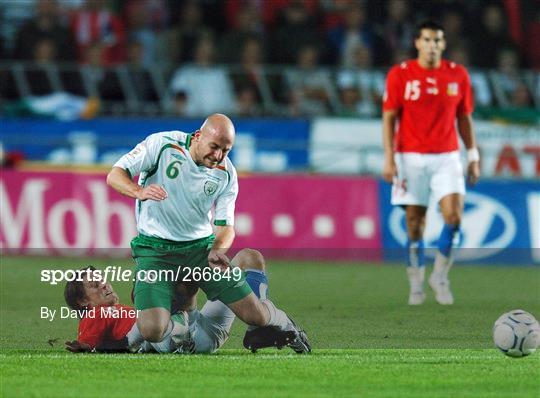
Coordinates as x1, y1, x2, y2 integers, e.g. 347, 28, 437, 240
130, 234, 252, 311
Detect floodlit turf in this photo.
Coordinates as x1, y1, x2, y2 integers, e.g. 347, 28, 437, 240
1, 349, 539, 398
1, 256, 539, 397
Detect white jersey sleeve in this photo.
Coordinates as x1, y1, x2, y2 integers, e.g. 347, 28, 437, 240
113, 133, 163, 178
213, 162, 238, 227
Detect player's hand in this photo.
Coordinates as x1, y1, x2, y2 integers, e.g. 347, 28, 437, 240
382, 157, 397, 183
136, 184, 168, 201
467, 161, 480, 185
65, 340, 92, 353
208, 250, 230, 271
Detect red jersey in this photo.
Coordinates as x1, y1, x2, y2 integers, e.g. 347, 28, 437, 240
78, 304, 137, 349
383, 59, 473, 153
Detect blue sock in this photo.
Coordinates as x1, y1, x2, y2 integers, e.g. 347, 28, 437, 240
245, 269, 268, 300
437, 223, 460, 257
406, 239, 425, 267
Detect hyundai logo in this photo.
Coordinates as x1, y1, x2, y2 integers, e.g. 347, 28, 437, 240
388, 192, 517, 260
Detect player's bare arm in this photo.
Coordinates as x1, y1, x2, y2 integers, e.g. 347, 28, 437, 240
208, 225, 235, 270
106, 166, 168, 201
457, 114, 480, 185
382, 109, 399, 183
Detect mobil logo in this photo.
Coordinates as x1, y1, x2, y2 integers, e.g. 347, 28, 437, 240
388, 192, 517, 260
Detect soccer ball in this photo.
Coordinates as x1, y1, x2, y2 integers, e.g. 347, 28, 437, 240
493, 309, 540, 357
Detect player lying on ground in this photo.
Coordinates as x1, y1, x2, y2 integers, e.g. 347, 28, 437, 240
141, 248, 308, 354
64, 249, 309, 353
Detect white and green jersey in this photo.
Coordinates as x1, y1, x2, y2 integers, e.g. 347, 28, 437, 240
114, 131, 238, 242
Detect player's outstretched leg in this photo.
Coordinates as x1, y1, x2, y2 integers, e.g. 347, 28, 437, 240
231, 249, 311, 354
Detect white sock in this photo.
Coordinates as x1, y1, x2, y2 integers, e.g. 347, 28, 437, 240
407, 266, 425, 293
126, 323, 144, 350
261, 299, 292, 331
433, 252, 453, 278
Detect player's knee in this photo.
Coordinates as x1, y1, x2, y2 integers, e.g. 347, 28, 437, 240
232, 248, 265, 272
138, 323, 167, 342
137, 317, 169, 342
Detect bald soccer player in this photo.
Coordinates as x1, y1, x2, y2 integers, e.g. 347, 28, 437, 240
107, 114, 310, 353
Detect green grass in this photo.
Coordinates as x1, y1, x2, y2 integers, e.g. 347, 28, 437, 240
1, 349, 539, 398
1, 256, 539, 397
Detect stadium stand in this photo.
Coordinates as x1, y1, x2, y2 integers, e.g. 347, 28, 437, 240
0, 0, 538, 117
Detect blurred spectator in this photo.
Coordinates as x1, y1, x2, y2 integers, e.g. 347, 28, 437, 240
71, 0, 126, 65
235, 85, 261, 117
327, 3, 373, 67
220, 4, 265, 64
441, 9, 465, 55
447, 44, 493, 107
496, 48, 525, 99
4, 35, 100, 121
123, 0, 168, 67
0, 0, 37, 57
162, 0, 212, 65
169, 36, 235, 116
225, 0, 319, 30
33, 37, 57, 64
125, 39, 159, 104
230, 36, 266, 113
375, 0, 414, 66
270, 1, 326, 64
285, 44, 334, 116
335, 70, 376, 117
13, 0, 75, 61
469, 4, 513, 68
492, 47, 538, 109
511, 82, 534, 108
82, 41, 125, 105
347, 43, 385, 111
25, 38, 57, 95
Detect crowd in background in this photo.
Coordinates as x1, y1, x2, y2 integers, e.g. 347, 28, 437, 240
0, 0, 539, 118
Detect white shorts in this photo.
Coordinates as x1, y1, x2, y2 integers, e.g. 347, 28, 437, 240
141, 300, 235, 354
391, 151, 465, 207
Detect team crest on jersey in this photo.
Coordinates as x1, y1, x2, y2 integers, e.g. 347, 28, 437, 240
447, 83, 459, 96
204, 180, 218, 196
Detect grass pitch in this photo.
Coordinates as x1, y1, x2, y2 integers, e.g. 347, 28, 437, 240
1, 256, 539, 397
